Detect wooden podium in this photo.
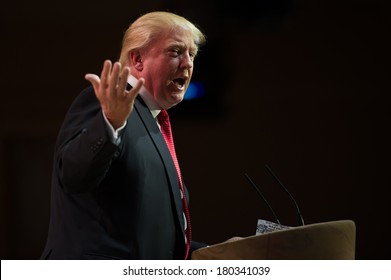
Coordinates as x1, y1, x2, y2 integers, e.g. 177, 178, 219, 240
191, 220, 356, 260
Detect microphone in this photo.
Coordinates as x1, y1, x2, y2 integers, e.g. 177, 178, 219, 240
264, 164, 305, 226
244, 173, 281, 225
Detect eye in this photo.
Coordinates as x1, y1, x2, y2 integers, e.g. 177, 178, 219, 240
189, 49, 198, 59
169, 49, 180, 57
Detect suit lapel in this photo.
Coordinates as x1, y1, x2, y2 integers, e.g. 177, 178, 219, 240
133, 96, 186, 232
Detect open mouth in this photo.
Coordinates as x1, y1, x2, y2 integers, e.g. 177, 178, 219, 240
171, 77, 187, 90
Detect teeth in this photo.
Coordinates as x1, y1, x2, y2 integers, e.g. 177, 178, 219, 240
172, 80, 184, 89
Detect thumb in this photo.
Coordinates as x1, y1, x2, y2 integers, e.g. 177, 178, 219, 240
85, 74, 101, 94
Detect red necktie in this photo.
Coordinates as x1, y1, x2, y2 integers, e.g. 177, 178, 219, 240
157, 109, 191, 259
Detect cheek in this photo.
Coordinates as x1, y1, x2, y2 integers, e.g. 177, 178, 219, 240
158, 64, 173, 79
167, 58, 181, 69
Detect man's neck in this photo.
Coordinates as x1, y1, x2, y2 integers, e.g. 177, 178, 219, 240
127, 74, 161, 118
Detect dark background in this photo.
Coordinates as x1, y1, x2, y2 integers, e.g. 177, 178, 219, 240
1, 0, 390, 259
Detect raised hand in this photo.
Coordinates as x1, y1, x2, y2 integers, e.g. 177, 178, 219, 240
85, 60, 144, 129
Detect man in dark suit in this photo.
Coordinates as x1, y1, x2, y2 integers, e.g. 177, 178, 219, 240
41, 11, 206, 260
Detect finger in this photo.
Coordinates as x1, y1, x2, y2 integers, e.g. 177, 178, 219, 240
109, 62, 121, 96
116, 66, 130, 96
100, 60, 112, 90
126, 77, 145, 101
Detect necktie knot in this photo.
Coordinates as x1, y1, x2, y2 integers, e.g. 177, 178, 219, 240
157, 109, 169, 126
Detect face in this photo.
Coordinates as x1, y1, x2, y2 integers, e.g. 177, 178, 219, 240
131, 28, 198, 109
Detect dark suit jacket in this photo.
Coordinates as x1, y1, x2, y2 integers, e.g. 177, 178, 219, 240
41, 85, 190, 259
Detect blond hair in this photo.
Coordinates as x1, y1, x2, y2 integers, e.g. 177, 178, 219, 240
119, 11, 206, 67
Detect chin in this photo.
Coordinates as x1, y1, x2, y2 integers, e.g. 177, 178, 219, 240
170, 93, 185, 104
162, 98, 182, 109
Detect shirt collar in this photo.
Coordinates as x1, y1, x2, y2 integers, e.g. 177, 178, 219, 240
127, 74, 161, 119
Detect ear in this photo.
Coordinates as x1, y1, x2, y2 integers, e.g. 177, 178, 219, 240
130, 51, 143, 71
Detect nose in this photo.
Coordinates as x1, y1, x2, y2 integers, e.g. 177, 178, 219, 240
181, 52, 193, 70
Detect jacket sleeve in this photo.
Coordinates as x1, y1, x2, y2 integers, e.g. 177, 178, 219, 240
54, 86, 121, 194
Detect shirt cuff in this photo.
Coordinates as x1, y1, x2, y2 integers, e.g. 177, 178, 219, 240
101, 111, 126, 144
